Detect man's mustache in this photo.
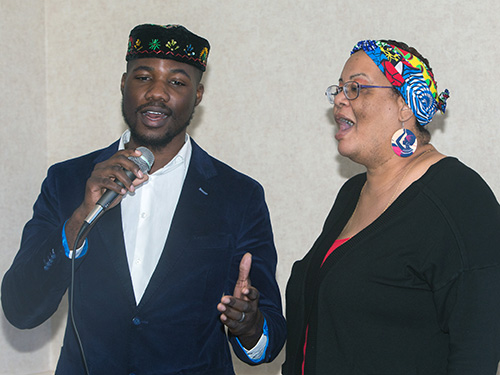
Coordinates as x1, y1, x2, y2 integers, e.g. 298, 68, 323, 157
135, 101, 173, 116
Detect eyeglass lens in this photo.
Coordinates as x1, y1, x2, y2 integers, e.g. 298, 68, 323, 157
326, 81, 360, 103
344, 82, 359, 100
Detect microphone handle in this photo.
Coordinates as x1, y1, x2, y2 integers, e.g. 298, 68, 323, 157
84, 169, 136, 226
96, 169, 136, 209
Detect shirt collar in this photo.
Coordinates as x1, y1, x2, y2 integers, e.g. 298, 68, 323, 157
118, 129, 192, 177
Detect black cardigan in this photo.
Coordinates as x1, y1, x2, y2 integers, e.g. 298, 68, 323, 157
283, 157, 500, 375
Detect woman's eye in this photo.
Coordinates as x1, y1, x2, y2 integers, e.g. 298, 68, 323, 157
347, 84, 358, 95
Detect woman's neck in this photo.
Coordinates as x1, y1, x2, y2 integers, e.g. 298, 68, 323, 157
339, 144, 444, 239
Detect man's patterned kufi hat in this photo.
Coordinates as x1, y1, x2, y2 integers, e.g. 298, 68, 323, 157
126, 24, 210, 72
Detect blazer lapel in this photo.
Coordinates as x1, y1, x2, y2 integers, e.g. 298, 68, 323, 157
137, 140, 218, 309
94, 204, 137, 309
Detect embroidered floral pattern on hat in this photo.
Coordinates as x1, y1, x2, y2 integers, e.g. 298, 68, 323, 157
149, 39, 161, 51
166, 39, 179, 51
184, 44, 195, 57
126, 24, 210, 71
200, 47, 209, 64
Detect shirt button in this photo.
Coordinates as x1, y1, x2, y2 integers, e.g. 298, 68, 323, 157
132, 317, 141, 326
140, 212, 147, 219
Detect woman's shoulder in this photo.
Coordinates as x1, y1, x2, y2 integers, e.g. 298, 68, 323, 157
422, 156, 493, 193
418, 156, 500, 225
419, 156, 500, 269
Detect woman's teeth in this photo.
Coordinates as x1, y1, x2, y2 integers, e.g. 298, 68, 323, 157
340, 118, 354, 130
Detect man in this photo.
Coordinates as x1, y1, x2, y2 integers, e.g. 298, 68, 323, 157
2, 24, 286, 374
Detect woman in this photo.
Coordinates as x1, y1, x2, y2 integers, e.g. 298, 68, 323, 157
283, 40, 500, 374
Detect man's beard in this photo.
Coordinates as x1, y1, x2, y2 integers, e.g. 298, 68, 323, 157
122, 99, 195, 152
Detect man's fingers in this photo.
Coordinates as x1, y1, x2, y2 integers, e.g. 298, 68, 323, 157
243, 285, 260, 301
234, 253, 252, 298
217, 301, 249, 320
238, 253, 252, 283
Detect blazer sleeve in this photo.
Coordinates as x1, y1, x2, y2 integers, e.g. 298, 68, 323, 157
226, 183, 286, 364
1, 163, 85, 329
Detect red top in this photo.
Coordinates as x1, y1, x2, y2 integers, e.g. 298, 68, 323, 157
321, 237, 350, 266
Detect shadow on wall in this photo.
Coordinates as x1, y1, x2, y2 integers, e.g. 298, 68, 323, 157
2, 313, 50, 353
1, 295, 68, 352
426, 109, 447, 137
232, 347, 285, 375
185, 66, 210, 141
187, 106, 205, 140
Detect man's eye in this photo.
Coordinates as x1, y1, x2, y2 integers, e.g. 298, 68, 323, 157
170, 80, 185, 86
136, 76, 151, 81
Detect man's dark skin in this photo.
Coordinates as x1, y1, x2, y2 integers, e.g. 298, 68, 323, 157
63, 56, 264, 349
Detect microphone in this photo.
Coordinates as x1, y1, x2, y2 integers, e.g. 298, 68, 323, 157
84, 146, 155, 226
70, 147, 153, 375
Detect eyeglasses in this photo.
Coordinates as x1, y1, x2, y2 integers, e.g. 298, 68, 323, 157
325, 81, 394, 103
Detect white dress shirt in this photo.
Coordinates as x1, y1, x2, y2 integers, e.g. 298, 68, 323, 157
119, 130, 191, 304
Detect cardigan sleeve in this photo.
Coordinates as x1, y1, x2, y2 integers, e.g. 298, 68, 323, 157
435, 266, 500, 374
425, 161, 500, 374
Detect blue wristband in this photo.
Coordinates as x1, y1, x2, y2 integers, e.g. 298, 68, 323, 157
62, 220, 88, 259
236, 317, 269, 363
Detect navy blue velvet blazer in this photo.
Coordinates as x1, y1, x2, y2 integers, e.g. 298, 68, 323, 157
2, 139, 286, 375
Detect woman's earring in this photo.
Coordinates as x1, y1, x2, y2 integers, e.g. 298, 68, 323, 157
391, 122, 417, 157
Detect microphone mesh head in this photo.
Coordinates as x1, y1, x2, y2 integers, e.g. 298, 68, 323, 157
128, 146, 155, 173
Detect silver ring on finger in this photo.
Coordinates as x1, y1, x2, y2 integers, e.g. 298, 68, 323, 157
237, 311, 246, 323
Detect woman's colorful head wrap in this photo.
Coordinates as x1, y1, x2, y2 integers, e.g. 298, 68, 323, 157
351, 40, 449, 126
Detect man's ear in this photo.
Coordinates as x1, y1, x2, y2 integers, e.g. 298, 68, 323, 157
195, 83, 204, 106
120, 73, 127, 95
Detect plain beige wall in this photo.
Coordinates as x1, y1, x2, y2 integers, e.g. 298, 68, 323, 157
2, 1, 500, 374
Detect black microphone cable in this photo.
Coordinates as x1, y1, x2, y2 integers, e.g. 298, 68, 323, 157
71, 223, 91, 375
67, 147, 154, 375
